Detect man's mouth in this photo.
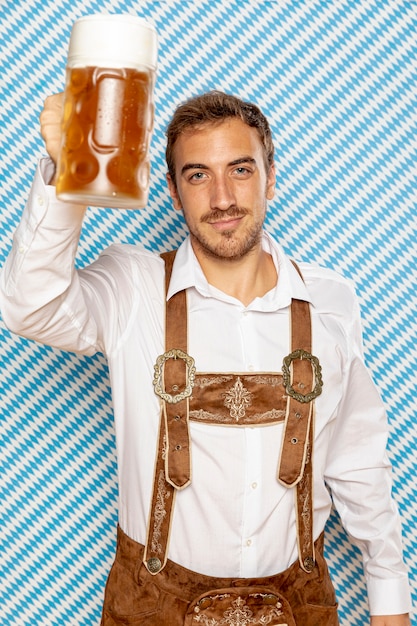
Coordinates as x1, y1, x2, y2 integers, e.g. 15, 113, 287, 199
208, 216, 244, 231
202, 207, 248, 229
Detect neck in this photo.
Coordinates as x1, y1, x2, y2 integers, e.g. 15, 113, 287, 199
192, 241, 278, 306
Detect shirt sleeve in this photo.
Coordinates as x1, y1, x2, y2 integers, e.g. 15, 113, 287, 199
0, 158, 126, 356
324, 288, 412, 615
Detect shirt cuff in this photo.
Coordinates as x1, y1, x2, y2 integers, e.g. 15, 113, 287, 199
367, 575, 412, 615
34, 156, 87, 228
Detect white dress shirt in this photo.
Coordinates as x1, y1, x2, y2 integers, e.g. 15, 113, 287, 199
0, 158, 411, 615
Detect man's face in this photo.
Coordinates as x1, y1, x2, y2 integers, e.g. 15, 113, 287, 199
167, 118, 276, 261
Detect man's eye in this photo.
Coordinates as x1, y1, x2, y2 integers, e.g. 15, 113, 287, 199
234, 166, 251, 176
189, 171, 206, 181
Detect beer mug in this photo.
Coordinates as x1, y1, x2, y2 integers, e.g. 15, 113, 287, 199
56, 15, 157, 208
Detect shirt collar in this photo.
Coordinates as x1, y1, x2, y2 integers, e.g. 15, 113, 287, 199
166, 231, 312, 311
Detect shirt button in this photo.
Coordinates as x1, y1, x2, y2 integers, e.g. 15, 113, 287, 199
246, 539, 252, 546
248, 365, 254, 372
36, 195, 44, 206
251, 482, 258, 489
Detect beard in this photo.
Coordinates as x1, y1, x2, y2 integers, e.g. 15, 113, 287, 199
186, 204, 265, 261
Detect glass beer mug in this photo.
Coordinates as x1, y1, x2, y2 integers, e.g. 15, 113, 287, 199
56, 15, 157, 208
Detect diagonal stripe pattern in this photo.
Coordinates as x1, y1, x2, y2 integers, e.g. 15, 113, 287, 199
1, 1, 416, 624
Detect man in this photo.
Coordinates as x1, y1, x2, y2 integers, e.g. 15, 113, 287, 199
0, 91, 411, 625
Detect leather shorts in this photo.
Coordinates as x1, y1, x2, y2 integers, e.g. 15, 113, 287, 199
101, 526, 339, 626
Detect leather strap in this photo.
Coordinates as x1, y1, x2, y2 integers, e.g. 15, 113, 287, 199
277, 296, 313, 487
160, 251, 192, 489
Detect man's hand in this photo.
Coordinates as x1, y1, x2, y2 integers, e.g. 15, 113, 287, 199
370, 615, 411, 626
39, 92, 64, 177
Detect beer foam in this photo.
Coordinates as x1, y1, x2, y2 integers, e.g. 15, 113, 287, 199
68, 14, 157, 70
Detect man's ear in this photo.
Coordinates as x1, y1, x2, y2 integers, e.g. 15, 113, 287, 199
266, 163, 276, 201
166, 173, 182, 211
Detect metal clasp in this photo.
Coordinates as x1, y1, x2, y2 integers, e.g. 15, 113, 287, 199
153, 348, 196, 404
282, 349, 323, 403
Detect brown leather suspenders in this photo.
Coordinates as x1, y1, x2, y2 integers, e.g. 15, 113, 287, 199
144, 251, 322, 576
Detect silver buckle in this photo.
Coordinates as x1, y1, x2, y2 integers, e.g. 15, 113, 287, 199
282, 349, 323, 403
153, 348, 196, 404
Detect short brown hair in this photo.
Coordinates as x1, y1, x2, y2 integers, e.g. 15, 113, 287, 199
165, 90, 275, 185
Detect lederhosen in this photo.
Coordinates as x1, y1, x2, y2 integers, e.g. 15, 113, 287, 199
101, 252, 339, 626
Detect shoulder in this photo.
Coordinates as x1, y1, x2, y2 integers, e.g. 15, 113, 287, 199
296, 260, 360, 319
79, 244, 168, 298
98, 243, 165, 273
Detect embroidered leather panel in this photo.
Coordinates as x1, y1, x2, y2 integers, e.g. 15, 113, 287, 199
189, 373, 287, 426
185, 588, 294, 625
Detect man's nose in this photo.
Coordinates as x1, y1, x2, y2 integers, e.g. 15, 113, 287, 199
210, 176, 236, 210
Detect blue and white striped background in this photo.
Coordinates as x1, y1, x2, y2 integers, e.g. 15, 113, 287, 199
1, 1, 416, 624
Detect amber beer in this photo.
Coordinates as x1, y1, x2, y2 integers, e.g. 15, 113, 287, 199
57, 66, 154, 207
56, 15, 157, 209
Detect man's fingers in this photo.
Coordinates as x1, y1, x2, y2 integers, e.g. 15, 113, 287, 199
39, 93, 64, 164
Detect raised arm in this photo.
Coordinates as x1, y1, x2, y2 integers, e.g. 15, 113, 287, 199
0, 95, 129, 356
